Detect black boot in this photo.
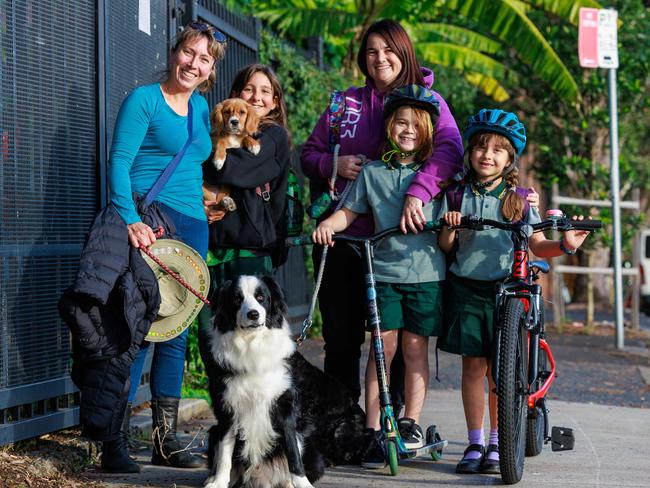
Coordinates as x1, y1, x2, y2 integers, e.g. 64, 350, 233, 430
101, 404, 140, 473
151, 397, 203, 468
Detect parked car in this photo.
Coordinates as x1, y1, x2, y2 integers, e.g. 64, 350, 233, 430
640, 229, 650, 315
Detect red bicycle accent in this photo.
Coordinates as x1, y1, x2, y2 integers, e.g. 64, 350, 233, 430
528, 338, 556, 408
513, 250, 527, 279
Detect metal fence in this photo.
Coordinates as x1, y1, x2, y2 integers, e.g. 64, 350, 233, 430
0, 0, 310, 446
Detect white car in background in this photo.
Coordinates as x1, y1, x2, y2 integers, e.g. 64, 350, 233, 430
641, 229, 650, 315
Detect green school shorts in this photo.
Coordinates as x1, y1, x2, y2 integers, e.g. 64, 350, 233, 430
439, 273, 499, 357
374, 281, 444, 337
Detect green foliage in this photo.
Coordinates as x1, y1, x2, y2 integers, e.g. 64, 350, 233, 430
183, 320, 209, 402
258, 30, 352, 147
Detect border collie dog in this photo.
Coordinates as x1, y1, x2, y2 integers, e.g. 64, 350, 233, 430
204, 275, 325, 488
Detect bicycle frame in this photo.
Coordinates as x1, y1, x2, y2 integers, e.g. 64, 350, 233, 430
491, 229, 556, 406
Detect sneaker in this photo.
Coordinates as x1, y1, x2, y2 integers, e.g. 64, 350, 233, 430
398, 418, 425, 449
361, 429, 386, 469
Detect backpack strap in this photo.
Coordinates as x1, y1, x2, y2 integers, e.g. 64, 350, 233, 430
514, 186, 531, 219
256, 182, 271, 202
328, 90, 346, 152
446, 181, 466, 212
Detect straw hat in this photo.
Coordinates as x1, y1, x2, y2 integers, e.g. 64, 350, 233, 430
141, 239, 210, 343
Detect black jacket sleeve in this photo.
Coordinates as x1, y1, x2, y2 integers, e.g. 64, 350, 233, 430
203, 125, 289, 189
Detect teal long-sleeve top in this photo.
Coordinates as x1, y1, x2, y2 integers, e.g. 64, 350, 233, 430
108, 83, 212, 224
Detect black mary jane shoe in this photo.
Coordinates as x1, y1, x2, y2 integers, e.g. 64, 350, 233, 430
480, 444, 501, 474
456, 444, 485, 474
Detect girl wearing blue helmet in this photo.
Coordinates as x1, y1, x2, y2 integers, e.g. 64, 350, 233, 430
437, 109, 592, 475
313, 85, 447, 468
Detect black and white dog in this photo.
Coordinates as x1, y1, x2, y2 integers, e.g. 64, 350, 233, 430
203, 275, 365, 488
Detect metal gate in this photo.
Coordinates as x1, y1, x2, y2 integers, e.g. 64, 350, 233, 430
0, 0, 262, 446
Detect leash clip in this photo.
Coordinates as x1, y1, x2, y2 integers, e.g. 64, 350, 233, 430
296, 318, 312, 345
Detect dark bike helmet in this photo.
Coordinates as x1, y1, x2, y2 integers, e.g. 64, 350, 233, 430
463, 109, 527, 156
383, 84, 440, 121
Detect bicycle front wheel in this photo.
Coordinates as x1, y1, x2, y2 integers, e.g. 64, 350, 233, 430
497, 298, 529, 484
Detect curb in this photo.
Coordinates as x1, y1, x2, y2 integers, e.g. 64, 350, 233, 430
129, 398, 212, 439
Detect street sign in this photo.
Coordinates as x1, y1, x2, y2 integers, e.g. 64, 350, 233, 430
598, 9, 619, 69
579, 8, 599, 68
578, 8, 619, 69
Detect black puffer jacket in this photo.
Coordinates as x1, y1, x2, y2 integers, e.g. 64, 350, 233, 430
58, 199, 174, 441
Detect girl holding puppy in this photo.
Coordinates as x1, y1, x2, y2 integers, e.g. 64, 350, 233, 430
313, 85, 446, 468
198, 64, 291, 368
438, 109, 591, 475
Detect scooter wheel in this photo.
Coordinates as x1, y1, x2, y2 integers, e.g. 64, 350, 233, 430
426, 425, 443, 461
386, 439, 399, 475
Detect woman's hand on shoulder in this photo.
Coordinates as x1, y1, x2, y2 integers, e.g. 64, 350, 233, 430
526, 187, 540, 208
337, 155, 365, 180
400, 195, 426, 234
127, 222, 156, 248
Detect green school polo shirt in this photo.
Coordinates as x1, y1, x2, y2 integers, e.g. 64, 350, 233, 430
442, 181, 541, 281
344, 160, 445, 284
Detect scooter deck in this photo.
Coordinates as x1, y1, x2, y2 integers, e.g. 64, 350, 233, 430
401, 439, 448, 459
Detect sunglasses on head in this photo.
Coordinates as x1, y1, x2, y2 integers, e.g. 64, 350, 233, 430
189, 21, 227, 43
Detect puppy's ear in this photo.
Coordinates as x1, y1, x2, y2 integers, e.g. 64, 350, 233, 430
211, 102, 224, 134
244, 104, 260, 135
261, 275, 288, 323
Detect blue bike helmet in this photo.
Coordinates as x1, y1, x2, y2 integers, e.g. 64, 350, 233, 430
383, 84, 440, 120
464, 109, 527, 156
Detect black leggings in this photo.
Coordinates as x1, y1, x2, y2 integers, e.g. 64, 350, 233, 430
313, 243, 405, 406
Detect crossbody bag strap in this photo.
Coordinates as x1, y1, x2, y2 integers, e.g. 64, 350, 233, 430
144, 102, 194, 207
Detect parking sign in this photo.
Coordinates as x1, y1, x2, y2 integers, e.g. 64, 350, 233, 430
579, 8, 619, 69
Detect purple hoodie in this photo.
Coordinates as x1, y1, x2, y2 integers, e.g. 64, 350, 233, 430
301, 67, 463, 236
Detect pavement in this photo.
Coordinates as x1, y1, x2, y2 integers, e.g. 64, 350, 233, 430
86, 326, 650, 488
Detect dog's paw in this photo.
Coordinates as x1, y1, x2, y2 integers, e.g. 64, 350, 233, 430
291, 475, 314, 488
203, 476, 228, 488
220, 196, 237, 212
213, 157, 225, 170
248, 142, 261, 155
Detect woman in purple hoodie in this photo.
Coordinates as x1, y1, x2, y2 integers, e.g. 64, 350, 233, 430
301, 19, 464, 408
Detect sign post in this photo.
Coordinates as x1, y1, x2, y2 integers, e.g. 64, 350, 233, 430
578, 8, 624, 349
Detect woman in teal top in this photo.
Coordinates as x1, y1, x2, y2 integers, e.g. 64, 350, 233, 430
103, 22, 226, 474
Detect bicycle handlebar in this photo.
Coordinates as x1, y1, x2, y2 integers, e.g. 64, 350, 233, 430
453, 215, 602, 234
285, 215, 602, 248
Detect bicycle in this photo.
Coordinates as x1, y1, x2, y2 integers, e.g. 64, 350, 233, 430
286, 225, 448, 476
446, 212, 602, 484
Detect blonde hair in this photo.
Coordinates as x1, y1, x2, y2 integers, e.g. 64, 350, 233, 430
383, 105, 434, 161
169, 24, 227, 93
467, 132, 524, 222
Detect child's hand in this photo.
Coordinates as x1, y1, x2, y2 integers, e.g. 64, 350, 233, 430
562, 215, 591, 252
443, 211, 463, 227
312, 223, 336, 247
526, 187, 540, 208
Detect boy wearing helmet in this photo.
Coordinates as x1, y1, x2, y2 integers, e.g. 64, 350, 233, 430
313, 85, 446, 468
438, 109, 592, 475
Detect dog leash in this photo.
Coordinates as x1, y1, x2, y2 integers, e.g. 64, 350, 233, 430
139, 227, 212, 307
296, 147, 367, 345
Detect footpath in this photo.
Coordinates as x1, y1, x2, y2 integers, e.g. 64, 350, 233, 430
88, 328, 650, 488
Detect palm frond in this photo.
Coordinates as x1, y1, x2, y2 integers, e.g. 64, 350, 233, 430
465, 72, 511, 102
522, 0, 604, 25
443, 0, 579, 103
414, 23, 502, 54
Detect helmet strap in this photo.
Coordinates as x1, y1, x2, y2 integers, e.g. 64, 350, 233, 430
381, 138, 418, 165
